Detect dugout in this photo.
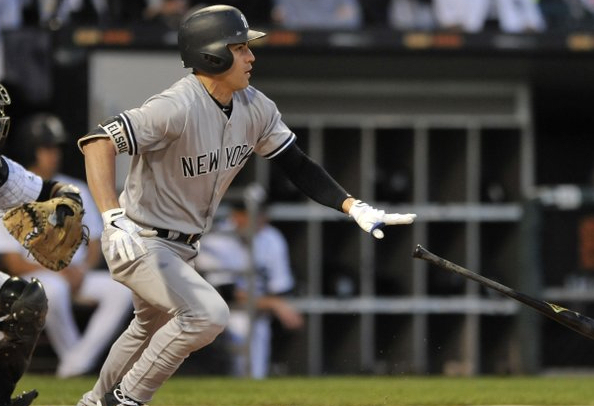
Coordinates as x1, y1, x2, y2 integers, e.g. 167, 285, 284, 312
522, 186, 594, 373
3, 13, 594, 376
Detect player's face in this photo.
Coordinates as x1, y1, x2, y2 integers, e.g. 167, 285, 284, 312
35, 146, 62, 179
222, 43, 255, 91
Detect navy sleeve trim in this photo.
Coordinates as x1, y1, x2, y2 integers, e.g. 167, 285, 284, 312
263, 133, 296, 159
119, 113, 138, 156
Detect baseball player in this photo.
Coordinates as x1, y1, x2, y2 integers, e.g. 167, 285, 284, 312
76, 5, 416, 406
0, 83, 81, 406
197, 200, 304, 379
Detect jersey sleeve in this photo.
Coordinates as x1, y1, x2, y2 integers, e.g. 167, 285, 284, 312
251, 92, 296, 159
78, 91, 188, 156
119, 93, 187, 155
0, 156, 43, 211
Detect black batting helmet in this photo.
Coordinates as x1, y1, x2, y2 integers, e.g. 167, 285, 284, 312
0, 84, 11, 149
178, 5, 266, 75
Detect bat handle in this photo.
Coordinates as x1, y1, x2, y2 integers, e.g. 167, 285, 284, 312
412, 244, 428, 259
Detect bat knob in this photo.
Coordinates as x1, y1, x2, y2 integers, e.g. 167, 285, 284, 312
412, 244, 424, 258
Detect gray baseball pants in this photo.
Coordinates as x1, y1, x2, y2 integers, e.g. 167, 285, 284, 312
77, 232, 229, 405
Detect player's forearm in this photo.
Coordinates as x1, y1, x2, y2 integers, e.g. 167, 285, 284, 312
0, 252, 45, 276
236, 290, 283, 312
81, 138, 120, 212
272, 143, 349, 212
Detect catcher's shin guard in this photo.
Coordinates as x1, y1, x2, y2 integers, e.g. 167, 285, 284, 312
8, 390, 38, 406
0, 277, 47, 406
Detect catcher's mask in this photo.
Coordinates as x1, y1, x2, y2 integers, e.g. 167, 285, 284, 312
0, 84, 11, 149
178, 5, 266, 75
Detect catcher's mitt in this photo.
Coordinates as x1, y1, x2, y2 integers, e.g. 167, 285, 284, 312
3, 196, 88, 271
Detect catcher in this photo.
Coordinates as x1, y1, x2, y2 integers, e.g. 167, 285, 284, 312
0, 83, 86, 406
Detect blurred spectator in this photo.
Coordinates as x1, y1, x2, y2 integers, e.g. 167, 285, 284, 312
359, 0, 390, 27
0, 0, 24, 29
143, 0, 190, 29
105, 0, 148, 24
0, 0, 25, 81
388, 0, 436, 31
13, 0, 148, 27
0, 113, 133, 378
433, 0, 547, 33
564, 0, 594, 28
225, 0, 273, 25
33, 0, 86, 29
180, 1, 272, 26
538, 0, 577, 29
198, 201, 304, 379
581, 0, 594, 13
271, 0, 363, 29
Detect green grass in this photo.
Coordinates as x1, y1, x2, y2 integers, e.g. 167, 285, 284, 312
15, 374, 594, 405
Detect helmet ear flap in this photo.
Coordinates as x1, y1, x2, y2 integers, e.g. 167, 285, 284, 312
199, 43, 234, 75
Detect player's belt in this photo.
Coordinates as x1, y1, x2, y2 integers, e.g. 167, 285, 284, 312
154, 228, 202, 245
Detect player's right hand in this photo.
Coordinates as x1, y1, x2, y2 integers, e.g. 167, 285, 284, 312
102, 208, 157, 262
348, 199, 416, 239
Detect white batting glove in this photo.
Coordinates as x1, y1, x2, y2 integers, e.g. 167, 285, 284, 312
102, 208, 157, 262
349, 200, 416, 239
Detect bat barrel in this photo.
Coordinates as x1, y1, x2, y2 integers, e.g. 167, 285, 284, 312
412, 244, 594, 341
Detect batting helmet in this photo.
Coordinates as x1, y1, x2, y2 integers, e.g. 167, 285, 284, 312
178, 5, 266, 75
14, 113, 68, 167
0, 84, 11, 149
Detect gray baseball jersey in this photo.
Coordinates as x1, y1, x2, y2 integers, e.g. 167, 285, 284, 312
76, 74, 297, 404
90, 74, 295, 234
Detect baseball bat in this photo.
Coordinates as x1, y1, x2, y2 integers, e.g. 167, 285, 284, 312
412, 244, 594, 341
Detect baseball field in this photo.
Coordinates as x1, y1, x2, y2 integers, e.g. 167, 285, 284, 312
16, 374, 594, 405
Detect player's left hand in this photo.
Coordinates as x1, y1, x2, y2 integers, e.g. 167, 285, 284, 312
102, 208, 157, 262
349, 199, 416, 239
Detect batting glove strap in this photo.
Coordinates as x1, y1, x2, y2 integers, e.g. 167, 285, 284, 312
348, 199, 417, 239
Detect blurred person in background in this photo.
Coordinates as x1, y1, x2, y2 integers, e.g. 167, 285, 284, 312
271, 0, 363, 29
387, 0, 436, 31
0, 0, 25, 82
432, 0, 546, 33
198, 198, 304, 378
143, 0, 190, 29
0, 112, 132, 378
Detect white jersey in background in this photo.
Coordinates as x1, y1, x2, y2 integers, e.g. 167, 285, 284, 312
198, 220, 295, 378
0, 156, 42, 211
